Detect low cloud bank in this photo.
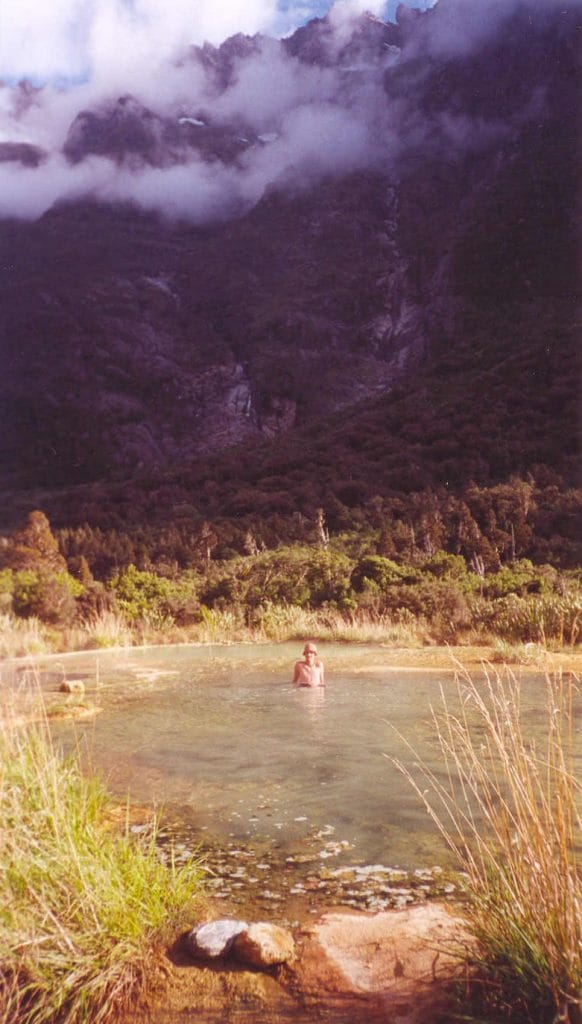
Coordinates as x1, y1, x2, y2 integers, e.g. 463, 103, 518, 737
0, 0, 575, 224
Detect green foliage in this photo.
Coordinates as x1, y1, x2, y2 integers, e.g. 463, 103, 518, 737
0, 568, 13, 612
0, 612, 50, 657
12, 569, 83, 625
202, 546, 354, 612
302, 548, 354, 608
2, 510, 67, 573
109, 564, 199, 625
0, 497, 580, 648
12, 569, 39, 616
480, 593, 581, 645
80, 611, 133, 649
0, 723, 204, 1024
483, 559, 552, 599
351, 555, 415, 592
0, 513, 84, 625
423, 550, 468, 580
244, 549, 313, 608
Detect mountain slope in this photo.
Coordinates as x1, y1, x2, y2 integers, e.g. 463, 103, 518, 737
0, 1, 578, 510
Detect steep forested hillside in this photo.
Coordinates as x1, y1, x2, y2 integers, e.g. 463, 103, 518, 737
0, 1, 579, 562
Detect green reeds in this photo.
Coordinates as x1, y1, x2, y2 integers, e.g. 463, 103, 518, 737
0, 722, 204, 1024
393, 668, 581, 1023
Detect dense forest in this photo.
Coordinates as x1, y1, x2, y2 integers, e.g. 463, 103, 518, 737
1, 485, 580, 653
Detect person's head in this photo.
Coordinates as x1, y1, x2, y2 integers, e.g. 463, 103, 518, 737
303, 642, 318, 660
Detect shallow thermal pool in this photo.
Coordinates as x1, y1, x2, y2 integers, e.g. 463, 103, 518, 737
10, 643, 580, 873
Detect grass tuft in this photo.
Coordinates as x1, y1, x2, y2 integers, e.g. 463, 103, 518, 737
79, 611, 133, 650
0, 721, 204, 1024
0, 614, 50, 658
392, 667, 581, 1023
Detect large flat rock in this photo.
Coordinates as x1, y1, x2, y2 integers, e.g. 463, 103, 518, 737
293, 903, 470, 1023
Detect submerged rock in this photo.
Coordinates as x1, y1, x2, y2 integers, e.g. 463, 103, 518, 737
59, 679, 85, 694
186, 918, 247, 960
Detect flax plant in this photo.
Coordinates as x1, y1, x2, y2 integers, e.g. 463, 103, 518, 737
0, 721, 204, 1024
393, 667, 581, 1023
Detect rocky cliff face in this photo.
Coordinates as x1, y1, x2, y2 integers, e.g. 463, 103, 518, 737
0, 1, 577, 489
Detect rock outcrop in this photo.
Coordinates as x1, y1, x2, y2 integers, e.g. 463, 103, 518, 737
294, 904, 469, 1022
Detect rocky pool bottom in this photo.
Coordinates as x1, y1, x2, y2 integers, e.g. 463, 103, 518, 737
136, 817, 469, 1024
152, 816, 462, 927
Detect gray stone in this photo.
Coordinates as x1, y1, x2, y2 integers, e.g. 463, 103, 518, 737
186, 918, 247, 960
234, 923, 296, 968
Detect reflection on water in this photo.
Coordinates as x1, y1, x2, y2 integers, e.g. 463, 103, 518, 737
6, 643, 580, 871
299, 684, 326, 737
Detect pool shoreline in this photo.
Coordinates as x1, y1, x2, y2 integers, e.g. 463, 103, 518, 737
6, 641, 582, 674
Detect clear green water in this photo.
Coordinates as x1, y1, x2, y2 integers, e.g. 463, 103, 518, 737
9, 643, 580, 871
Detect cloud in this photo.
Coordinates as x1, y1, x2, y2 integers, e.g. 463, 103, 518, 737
0, 154, 107, 220
0, 0, 575, 225
208, 40, 340, 129
0, 0, 319, 83
240, 100, 381, 198
0, 53, 388, 223
0, 0, 400, 222
0, 0, 93, 81
84, 0, 281, 90
0, 1, 441, 85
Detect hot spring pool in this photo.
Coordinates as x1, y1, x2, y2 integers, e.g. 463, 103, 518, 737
15, 642, 576, 875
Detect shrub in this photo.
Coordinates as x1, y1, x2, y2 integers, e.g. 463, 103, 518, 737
200, 573, 242, 610
109, 565, 197, 625
76, 580, 115, 619
351, 555, 414, 591
12, 569, 83, 625
422, 550, 468, 580
79, 611, 133, 649
483, 559, 551, 599
198, 605, 245, 642
203, 546, 354, 612
3, 510, 67, 573
251, 601, 320, 641
0, 569, 13, 613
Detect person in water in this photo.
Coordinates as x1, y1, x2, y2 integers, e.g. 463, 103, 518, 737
292, 643, 325, 687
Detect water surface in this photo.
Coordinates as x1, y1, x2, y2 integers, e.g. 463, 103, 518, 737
15, 642, 576, 873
